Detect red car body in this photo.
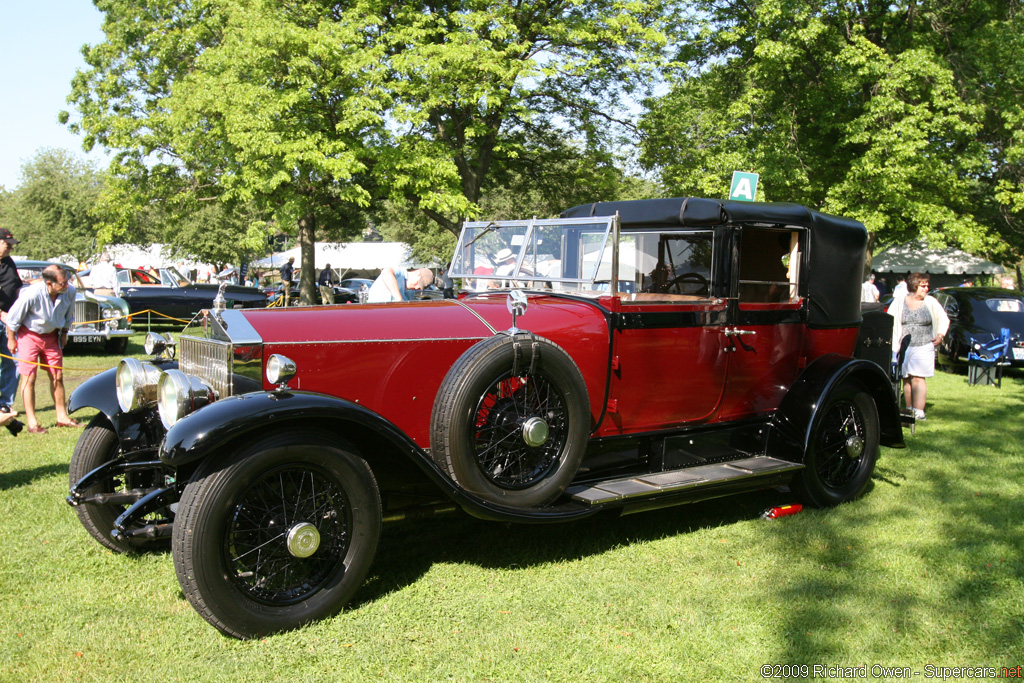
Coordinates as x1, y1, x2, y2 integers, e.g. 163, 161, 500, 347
67, 197, 904, 639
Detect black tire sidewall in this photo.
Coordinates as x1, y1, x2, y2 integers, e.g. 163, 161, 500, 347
797, 386, 879, 507
173, 434, 381, 639
432, 335, 589, 507
68, 414, 139, 553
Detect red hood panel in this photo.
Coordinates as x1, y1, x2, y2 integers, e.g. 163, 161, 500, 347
239, 295, 611, 447
241, 299, 496, 343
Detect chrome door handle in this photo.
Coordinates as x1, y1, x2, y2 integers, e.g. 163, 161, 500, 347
724, 327, 756, 337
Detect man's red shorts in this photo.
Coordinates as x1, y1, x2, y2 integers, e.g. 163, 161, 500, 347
16, 329, 62, 377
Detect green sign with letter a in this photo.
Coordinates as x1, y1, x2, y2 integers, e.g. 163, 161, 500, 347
729, 171, 759, 202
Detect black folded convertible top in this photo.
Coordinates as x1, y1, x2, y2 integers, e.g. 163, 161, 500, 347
562, 197, 867, 327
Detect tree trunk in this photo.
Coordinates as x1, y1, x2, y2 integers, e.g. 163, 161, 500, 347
298, 213, 317, 306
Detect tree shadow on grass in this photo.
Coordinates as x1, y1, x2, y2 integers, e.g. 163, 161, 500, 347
765, 396, 1024, 663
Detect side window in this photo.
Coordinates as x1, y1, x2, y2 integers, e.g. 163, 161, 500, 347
942, 296, 959, 318
620, 230, 714, 303
737, 227, 802, 303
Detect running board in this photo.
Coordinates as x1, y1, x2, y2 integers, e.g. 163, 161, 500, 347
565, 457, 803, 506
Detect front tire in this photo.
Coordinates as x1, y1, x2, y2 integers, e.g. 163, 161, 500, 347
172, 431, 381, 639
104, 337, 129, 355
794, 385, 879, 507
68, 414, 169, 553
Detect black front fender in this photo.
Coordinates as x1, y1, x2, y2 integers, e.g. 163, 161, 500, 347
769, 354, 905, 462
68, 365, 176, 451
160, 390, 423, 467
161, 390, 603, 524
68, 367, 121, 420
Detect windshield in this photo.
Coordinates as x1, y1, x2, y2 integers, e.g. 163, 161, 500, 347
161, 266, 193, 286
449, 216, 717, 301
449, 217, 616, 293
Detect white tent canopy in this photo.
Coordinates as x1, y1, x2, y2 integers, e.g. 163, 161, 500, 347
872, 242, 1004, 275
251, 242, 429, 277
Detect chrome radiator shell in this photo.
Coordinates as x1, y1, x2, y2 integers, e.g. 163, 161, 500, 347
179, 336, 234, 399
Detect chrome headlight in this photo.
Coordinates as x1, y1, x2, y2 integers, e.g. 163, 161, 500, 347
157, 369, 218, 429
145, 332, 176, 359
116, 359, 162, 412
266, 354, 297, 387
102, 308, 120, 330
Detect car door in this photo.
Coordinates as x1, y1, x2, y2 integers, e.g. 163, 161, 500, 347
604, 228, 729, 433
120, 269, 181, 321
717, 225, 807, 420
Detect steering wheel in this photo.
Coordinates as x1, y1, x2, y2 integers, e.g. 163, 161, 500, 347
665, 272, 709, 295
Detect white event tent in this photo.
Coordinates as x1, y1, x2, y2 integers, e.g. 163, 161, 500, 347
252, 242, 429, 279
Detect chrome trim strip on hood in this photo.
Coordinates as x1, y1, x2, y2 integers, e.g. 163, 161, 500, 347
450, 298, 498, 335
269, 336, 488, 346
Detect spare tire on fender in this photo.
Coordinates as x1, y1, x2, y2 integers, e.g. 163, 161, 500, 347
429, 333, 591, 507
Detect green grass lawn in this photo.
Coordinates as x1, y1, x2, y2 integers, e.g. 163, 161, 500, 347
1, 343, 1022, 682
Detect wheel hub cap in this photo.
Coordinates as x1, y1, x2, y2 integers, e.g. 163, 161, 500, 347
521, 417, 549, 447
845, 434, 864, 459
285, 522, 321, 558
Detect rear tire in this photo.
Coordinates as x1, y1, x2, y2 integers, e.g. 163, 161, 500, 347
793, 385, 879, 507
172, 431, 381, 639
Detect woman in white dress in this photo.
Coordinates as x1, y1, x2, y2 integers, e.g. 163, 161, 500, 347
887, 272, 950, 420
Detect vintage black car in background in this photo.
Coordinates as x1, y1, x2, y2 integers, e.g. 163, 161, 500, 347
66, 197, 905, 639
15, 260, 133, 354
79, 265, 267, 323
934, 286, 1024, 368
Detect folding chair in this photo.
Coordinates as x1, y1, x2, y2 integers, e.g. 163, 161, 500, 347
967, 327, 1011, 387
893, 334, 915, 431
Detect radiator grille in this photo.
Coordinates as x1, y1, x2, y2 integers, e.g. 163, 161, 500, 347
179, 336, 233, 398
75, 301, 101, 330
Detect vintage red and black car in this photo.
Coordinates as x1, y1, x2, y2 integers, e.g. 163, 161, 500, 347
66, 197, 904, 639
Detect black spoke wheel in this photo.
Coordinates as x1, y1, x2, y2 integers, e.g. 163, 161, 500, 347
173, 431, 381, 639
68, 414, 170, 553
794, 386, 879, 507
472, 371, 569, 489
431, 334, 589, 507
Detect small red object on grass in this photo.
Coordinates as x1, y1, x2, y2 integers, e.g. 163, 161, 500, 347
761, 504, 802, 520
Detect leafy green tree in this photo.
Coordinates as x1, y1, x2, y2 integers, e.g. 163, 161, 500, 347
641, 0, 1021, 266
66, 0, 383, 303
65, 0, 675, 302
376, 142, 661, 265
0, 148, 103, 263
375, 1, 673, 235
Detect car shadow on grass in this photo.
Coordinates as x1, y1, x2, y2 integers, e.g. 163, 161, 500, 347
352, 485, 799, 608
0, 462, 68, 492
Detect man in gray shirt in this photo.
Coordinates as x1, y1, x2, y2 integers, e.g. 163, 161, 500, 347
5, 265, 79, 433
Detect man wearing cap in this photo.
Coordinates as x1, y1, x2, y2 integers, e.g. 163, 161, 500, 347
5, 265, 79, 433
366, 267, 434, 303
91, 252, 120, 296
0, 227, 23, 422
